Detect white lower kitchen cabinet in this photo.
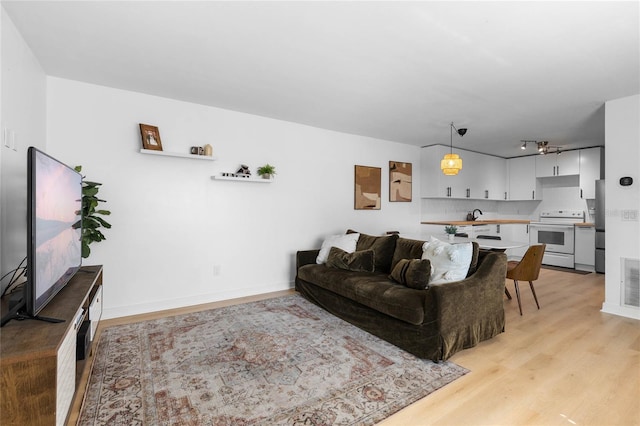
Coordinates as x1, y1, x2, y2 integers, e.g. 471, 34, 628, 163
501, 223, 530, 261
574, 225, 595, 272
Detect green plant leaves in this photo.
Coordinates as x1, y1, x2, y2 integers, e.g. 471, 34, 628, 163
76, 166, 111, 258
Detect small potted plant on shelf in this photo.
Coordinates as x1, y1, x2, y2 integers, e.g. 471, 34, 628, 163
257, 164, 276, 179
444, 225, 458, 242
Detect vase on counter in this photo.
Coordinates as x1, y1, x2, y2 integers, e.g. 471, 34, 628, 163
448, 234, 455, 242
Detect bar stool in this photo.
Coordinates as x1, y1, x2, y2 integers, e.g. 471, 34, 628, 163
505, 244, 546, 315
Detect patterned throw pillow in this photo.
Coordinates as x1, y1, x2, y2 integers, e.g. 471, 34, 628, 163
422, 236, 473, 285
326, 247, 375, 273
389, 258, 432, 289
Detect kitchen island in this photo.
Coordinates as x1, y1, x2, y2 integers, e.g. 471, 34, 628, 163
421, 219, 531, 226
421, 219, 532, 260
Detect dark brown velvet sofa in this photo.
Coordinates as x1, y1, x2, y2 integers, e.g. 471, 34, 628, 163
295, 234, 508, 361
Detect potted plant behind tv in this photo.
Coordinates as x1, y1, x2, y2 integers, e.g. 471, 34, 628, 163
75, 166, 111, 258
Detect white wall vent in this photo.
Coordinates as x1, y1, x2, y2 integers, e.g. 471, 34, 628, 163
621, 258, 640, 308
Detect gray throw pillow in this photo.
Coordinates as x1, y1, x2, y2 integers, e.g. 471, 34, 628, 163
326, 247, 375, 273
389, 258, 431, 290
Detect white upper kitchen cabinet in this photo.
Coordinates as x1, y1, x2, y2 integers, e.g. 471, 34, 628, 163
507, 156, 540, 200
421, 145, 458, 198
535, 150, 580, 177
478, 154, 506, 200
421, 146, 505, 199
579, 147, 604, 199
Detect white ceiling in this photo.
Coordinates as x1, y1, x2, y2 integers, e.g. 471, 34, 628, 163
3, 1, 638, 158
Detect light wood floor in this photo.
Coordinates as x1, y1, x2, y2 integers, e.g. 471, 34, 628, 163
69, 269, 640, 426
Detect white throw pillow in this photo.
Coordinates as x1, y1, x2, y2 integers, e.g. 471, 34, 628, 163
316, 233, 360, 264
421, 236, 473, 285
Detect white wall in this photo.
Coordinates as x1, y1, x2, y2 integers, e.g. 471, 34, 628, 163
46, 77, 421, 318
602, 94, 640, 319
0, 8, 47, 294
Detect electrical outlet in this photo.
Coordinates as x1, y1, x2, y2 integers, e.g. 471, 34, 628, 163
213, 265, 221, 276
622, 210, 639, 221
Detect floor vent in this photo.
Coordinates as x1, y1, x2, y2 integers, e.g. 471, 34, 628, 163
622, 258, 640, 308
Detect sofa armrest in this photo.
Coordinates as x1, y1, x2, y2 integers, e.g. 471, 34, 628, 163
429, 251, 507, 359
296, 249, 320, 271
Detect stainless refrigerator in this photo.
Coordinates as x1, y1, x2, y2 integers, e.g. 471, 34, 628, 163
595, 179, 605, 273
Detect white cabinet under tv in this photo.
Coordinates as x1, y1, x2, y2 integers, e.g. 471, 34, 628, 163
0, 265, 103, 426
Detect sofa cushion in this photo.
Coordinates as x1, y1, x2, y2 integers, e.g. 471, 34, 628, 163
326, 247, 375, 273
297, 264, 428, 325
389, 258, 431, 290
347, 230, 398, 273
390, 237, 426, 271
316, 233, 360, 264
422, 236, 473, 285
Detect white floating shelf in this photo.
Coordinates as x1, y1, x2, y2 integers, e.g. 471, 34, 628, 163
211, 175, 273, 183
140, 149, 217, 161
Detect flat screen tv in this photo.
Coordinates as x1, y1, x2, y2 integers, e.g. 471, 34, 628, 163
24, 147, 83, 320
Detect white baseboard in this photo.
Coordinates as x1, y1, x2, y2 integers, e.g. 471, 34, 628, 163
102, 281, 295, 319
601, 302, 640, 320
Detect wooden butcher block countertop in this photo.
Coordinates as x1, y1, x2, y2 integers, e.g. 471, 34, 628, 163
574, 222, 595, 227
421, 219, 531, 226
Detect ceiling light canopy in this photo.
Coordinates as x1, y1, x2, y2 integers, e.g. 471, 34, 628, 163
441, 122, 467, 176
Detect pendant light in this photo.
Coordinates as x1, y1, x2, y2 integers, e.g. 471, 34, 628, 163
441, 122, 466, 176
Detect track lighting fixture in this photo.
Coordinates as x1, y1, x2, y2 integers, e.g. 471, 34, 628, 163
520, 140, 561, 155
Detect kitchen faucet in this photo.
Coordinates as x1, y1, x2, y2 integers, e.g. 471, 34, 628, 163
472, 208, 483, 221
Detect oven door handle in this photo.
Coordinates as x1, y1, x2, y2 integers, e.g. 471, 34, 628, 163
530, 224, 575, 230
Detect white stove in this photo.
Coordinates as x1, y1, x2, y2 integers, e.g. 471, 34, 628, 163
530, 210, 585, 268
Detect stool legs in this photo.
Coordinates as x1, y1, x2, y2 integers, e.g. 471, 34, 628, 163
509, 280, 540, 315
505, 287, 512, 300
513, 280, 523, 316
529, 281, 540, 310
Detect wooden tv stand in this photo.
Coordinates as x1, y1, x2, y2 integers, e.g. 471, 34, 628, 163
0, 265, 103, 426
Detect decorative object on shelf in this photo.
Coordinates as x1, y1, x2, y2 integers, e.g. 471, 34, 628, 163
213, 175, 272, 183
190, 146, 204, 155
236, 164, 251, 176
139, 124, 162, 151
257, 163, 276, 179
441, 122, 466, 176
444, 225, 458, 242
221, 172, 250, 178
389, 161, 412, 202
354, 165, 381, 210
220, 165, 252, 178
74, 166, 112, 258
204, 144, 213, 156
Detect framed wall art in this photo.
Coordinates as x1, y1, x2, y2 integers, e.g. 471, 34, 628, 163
354, 165, 381, 210
389, 161, 412, 202
139, 124, 163, 151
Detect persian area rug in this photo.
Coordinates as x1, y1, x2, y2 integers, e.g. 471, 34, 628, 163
79, 294, 468, 425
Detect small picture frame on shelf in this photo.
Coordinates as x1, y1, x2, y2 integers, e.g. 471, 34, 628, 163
139, 124, 162, 151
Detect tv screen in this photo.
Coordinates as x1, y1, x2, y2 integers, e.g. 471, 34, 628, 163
26, 147, 82, 317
